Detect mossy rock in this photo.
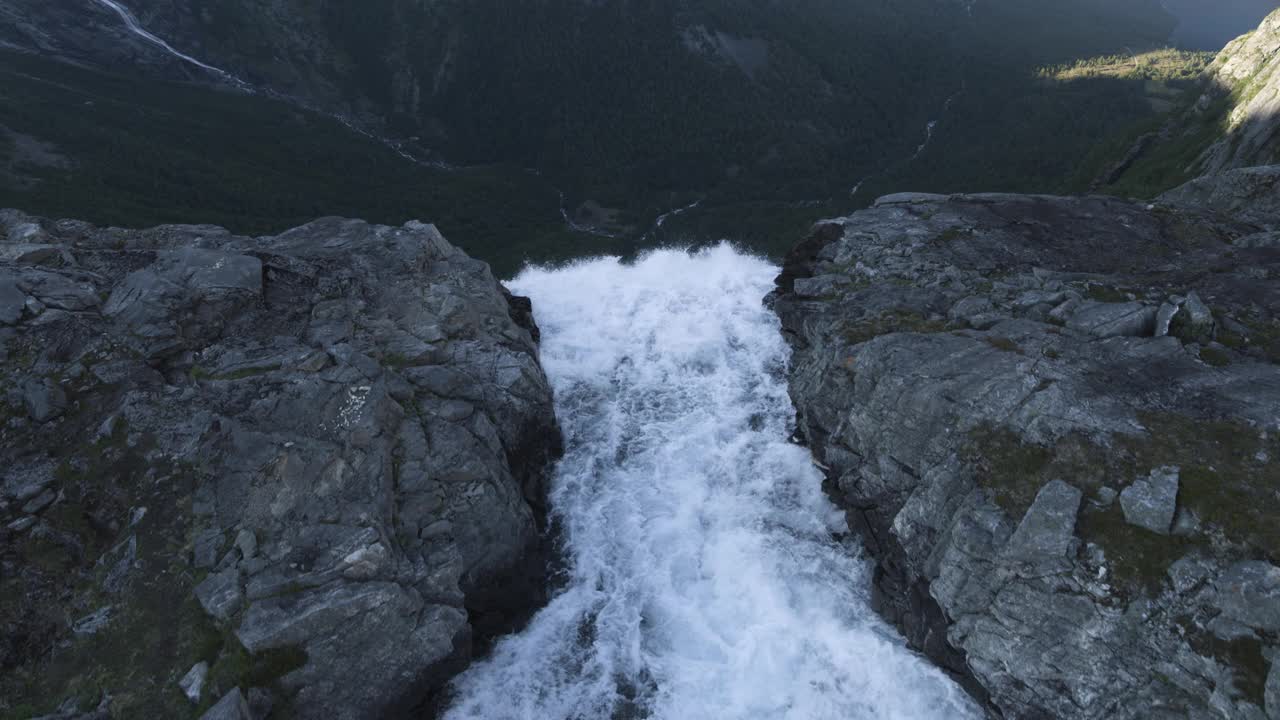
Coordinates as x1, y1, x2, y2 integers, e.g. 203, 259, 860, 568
969, 412, 1279, 595
840, 310, 948, 346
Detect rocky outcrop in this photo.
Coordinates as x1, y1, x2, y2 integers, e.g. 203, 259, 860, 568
1197, 8, 1280, 173
771, 185, 1280, 718
0, 211, 560, 719
1161, 165, 1280, 230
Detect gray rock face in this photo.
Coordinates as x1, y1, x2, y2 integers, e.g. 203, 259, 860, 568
1162, 166, 1280, 230
1120, 467, 1181, 535
1193, 9, 1280, 175
1217, 562, 1280, 634
1066, 301, 1157, 337
771, 190, 1280, 719
0, 211, 561, 719
1005, 480, 1082, 560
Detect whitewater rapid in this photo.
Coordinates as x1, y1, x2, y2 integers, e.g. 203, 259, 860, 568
442, 245, 978, 720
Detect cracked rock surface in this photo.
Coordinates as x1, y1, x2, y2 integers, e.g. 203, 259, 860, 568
0, 211, 561, 719
771, 181, 1280, 719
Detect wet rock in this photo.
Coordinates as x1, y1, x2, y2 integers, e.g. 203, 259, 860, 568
200, 688, 252, 720
1120, 466, 1180, 535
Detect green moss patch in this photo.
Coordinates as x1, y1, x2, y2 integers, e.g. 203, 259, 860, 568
1222, 317, 1280, 364
839, 310, 948, 346
0, 422, 220, 719
969, 412, 1279, 595
1084, 283, 1131, 303
205, 640, 307, 710
1198, 346, 1231, 367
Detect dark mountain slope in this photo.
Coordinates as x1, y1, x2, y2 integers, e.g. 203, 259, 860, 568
0, 0, 1187, 256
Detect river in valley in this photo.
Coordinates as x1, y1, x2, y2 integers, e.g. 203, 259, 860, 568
440, 246, 978, 719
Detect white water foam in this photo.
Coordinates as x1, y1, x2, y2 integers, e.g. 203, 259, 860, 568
443, 244, 979, 720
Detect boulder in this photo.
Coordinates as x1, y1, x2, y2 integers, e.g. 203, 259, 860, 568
179, 661, 209, 703
1119, 466, 1180, 535
1004, 480, 1082, 560
16, 269, 100, 311
194, 569, 243, 622
1170, 291, 1216, 344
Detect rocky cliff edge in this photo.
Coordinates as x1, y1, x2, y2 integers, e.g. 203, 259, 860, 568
771, 171, 1280, 719
0, 212, 561, 719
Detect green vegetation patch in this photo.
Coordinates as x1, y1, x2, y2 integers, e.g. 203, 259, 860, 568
0, 422, 219, 719
839, 310, 948, 346
1198, 346, 1232, 367
1220, 317, 1280, 364
968, 411, 1279, 595
0, 50, 587, 279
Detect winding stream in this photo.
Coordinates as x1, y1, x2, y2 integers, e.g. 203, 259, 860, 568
442, 246, 978, 719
